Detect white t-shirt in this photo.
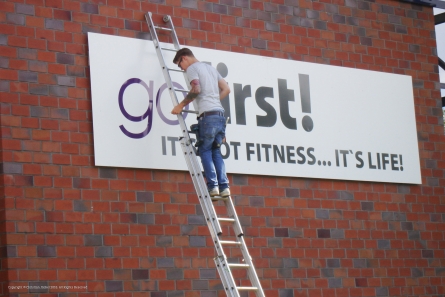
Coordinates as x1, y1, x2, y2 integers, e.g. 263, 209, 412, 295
186, 62, 224, 115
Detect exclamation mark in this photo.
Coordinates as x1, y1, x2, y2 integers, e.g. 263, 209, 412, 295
400, 155, 403, 171
299, 74, 314, 132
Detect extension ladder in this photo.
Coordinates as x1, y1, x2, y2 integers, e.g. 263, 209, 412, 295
145, 12, 265, 297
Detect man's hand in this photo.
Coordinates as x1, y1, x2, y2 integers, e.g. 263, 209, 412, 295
171, 103, 184, 115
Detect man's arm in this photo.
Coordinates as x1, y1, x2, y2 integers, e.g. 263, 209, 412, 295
171, 79, 201, 114
218, 79, 230, 100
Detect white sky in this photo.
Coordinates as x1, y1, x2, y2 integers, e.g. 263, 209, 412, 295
434, 8, 445, 97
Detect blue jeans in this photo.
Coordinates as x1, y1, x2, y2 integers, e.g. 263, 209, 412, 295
197, 114, 229, 191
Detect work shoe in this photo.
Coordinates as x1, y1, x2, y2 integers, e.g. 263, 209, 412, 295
209, 187, 219, 197
220, 188, 231, 197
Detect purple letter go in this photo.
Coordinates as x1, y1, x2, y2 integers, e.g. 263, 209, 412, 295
118, 78, 154, 139
119, 78, 188, 139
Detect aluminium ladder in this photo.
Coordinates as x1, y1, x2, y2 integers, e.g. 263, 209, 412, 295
145, 12, 265, 297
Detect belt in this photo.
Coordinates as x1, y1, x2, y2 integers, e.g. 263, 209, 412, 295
198, 111, 224, 119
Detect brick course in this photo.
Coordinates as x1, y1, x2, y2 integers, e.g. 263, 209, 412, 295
1, 0, 445, 296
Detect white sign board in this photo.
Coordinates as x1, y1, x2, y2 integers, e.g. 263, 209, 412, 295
88, 32, 421, 184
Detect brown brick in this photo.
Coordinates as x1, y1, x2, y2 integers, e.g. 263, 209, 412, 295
355, 278, 367, 287
317, 229, 331, 238
54, 9, 71, 21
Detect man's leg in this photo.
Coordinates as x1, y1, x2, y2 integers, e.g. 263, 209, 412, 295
198, 117, 219, 191
212, 147, 229, 191
212, 117, 229, 193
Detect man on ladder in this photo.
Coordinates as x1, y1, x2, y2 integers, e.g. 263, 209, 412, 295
171, 48, 231, 198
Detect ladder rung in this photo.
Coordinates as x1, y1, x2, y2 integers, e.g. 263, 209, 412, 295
220, 240, 241, 245
182, 109, 199, 114
237, 287, 258, 291
161, 47, 178, 52
228, 263, 250, 268
218, 218, 235, 223
174, 88, 188, 93
167, 68, 185, 73
211, 196, 229, 201
154, 26, 172, 31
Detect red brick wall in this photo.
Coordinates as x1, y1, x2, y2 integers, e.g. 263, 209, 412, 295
1, 0, 444, 296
